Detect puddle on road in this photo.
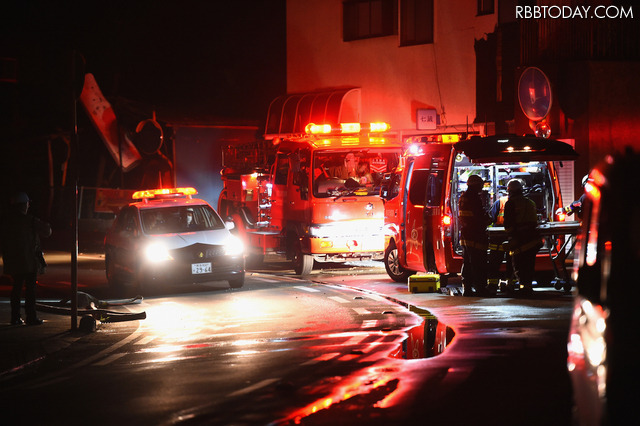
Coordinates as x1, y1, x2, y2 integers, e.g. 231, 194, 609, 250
277, 306, 456, 424
389, 305, 455, 360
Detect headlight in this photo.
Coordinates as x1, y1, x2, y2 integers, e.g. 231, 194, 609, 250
309, 220, 384, 238
224, 235, 244, 256
144, 243, 173, 262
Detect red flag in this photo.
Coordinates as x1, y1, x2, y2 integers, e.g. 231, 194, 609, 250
80, 73, 141, 171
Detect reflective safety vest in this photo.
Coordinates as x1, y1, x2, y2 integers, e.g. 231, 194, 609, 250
495, 196, 507, 226
488, 197, 508, 252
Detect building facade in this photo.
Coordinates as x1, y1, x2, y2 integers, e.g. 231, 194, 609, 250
285, 0, 640, 197
286, 0, 496, 138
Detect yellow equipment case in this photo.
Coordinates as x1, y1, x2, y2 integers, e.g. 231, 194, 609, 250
408, 274, 440, 293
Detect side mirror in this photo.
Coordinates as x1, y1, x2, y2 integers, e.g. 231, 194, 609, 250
225, 221, 235, 231
380, 173, 393, 200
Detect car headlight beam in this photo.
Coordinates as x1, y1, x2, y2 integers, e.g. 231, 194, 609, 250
145, 243, 174, 262
224, 235, 244, 256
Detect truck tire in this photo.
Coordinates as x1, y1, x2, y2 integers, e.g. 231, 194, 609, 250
384, 241, 415, 283
293, 240, 314, 276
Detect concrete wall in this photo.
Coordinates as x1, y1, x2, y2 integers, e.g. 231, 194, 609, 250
286, 0, 496, 136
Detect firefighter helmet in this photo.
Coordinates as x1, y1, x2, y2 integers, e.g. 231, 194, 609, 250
507, 179, 524, 196
10, 192, 30, 204
467, 174, 484, 190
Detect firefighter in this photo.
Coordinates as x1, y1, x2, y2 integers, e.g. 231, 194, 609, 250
357, 161, 373, 185
487, 191, 513, 292
1, 192, 52, 325
331, 152, 371, 186
333, 152, 359, 180
503, 179, 543, 295
458, 174, 492, 296
556, 175, 589, 220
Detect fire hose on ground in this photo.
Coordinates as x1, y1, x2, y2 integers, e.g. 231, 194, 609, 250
35, 291, 146, 330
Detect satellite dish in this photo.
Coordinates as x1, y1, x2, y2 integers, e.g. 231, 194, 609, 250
518, 67, 552, 121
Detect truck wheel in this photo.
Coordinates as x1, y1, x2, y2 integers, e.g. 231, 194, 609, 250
293, 241, 314, 276
384, 241, 414, 282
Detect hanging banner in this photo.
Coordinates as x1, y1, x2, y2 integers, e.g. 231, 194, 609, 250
80, 73, 142, 171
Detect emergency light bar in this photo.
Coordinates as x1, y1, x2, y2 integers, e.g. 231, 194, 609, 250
305, 122, 390, 135
305, 123, 332, 134
132, 187, 198, 200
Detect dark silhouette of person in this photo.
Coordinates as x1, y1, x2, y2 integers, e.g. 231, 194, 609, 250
458, 174, 492, 296
1, 192, 52, 325
504, 179, 542, 296
488, 193, 514, 291
557, 175, 589, 220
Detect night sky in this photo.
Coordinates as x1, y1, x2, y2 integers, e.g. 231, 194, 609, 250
1, 0, 286, 134
0, 0, 286, 216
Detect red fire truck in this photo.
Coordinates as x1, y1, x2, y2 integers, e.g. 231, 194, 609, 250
381, 134, 580, 290
218, 122, 403, 275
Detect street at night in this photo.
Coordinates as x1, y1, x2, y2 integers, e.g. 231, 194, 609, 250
2, 1, 638, 425
1, 255, 573, 425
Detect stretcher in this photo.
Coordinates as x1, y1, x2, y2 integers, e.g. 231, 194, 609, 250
487, 221, 581, 293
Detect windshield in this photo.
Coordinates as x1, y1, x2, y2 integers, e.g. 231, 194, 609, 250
140, 205, 226, 235
313, 150, 399, 198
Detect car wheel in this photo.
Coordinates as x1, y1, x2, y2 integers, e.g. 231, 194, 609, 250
293, 240, 313, 276
384, 241, 414, 283
228, 273, 245, 289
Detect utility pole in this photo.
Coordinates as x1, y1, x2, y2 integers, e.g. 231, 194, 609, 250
70, 51, 84, 330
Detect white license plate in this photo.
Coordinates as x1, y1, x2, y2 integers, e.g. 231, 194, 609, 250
191, 262, 212, 274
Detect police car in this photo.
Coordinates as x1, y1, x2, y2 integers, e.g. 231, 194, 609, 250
104, 187, 245, 293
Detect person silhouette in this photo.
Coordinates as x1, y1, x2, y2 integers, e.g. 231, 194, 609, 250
1, 192, 52, 325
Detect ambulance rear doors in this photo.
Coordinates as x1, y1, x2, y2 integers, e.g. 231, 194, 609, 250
401, 143, 453, 273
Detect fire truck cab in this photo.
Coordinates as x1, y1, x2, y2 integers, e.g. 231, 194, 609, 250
381, 134, 580, 286
218, 122, 402, 275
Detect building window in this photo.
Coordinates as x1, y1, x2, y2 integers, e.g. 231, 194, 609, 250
477, 0, 494, 16
400, 0, 433, 46
343, 0, 397, 41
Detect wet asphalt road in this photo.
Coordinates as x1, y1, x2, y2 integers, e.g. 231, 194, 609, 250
1, 254, 575, 425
